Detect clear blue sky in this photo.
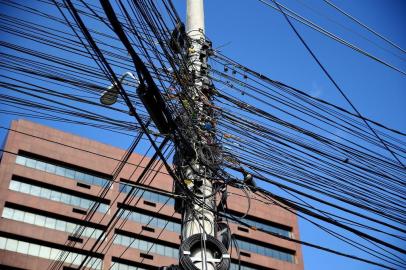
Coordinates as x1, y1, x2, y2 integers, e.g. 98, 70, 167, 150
0, 1, 405, 269
187, 1, 405, 269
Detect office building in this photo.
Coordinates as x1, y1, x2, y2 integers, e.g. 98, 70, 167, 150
0, 120, 304, 270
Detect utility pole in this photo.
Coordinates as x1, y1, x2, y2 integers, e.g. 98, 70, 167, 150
173, 1, 230, 270
99, 1, 228, 268
184, 0, 214, 242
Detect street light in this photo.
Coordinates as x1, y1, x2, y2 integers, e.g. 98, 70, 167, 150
100, 71, 138, 105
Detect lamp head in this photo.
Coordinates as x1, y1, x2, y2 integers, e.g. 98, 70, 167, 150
100, 84, 119, 106
243, 172, 257, 191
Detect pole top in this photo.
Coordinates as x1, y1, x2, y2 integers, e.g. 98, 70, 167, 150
186, 0, 205, 40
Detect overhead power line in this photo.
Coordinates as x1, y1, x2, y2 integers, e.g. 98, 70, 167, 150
257, 0, 406, 76
271, 0, 405, 169
1, 1, 405, 269
323, 0, 406, 54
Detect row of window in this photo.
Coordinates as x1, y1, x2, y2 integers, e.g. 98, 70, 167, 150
235, 239, 294, 263
230, 263, 261, 270
114, 234, 178, 259
224, 213, 291, 238
121, 209, 181, 233
9, 180, 108, 213
111, 262, 146, 270
2, 207, 104, 239
16, 155, 109, 187
0, 236, 102, 269
110, 261, 259, 270
14, 154, 294, 265
119, 183, 175, 206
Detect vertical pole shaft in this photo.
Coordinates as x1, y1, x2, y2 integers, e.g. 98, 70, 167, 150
179, 1, 215, 269
186, 0, 205, 38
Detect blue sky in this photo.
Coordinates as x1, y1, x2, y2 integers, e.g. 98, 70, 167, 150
190, 1, 405, 269
0, 1, 405, 269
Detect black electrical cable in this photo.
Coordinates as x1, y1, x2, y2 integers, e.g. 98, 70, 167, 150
257, 0, 406, 76
1, 1, 405, 269
323, 0, 406, 54
271, 0, 405, 169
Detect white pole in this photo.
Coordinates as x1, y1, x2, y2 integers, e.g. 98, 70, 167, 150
182, 1, 216, 270
186, 0, 205, 37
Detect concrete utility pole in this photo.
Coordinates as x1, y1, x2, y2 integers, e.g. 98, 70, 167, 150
174, 1, 229, 270
184, 0, 214, 241
183, 0, 215, 268
99, 1, 228, 268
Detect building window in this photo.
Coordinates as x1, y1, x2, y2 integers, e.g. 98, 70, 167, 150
8, 180, 108, 213
230, 263, 263, 270
223, 213, 291, 238
110, 262, 147, 270
0, 236, 102, 269
120, 209, 180, 233
119, 183, 175, 206
234, 239, 295, 263
114, 234, 178, 259
15, 155, 109, 187
2, 207, 104, 239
